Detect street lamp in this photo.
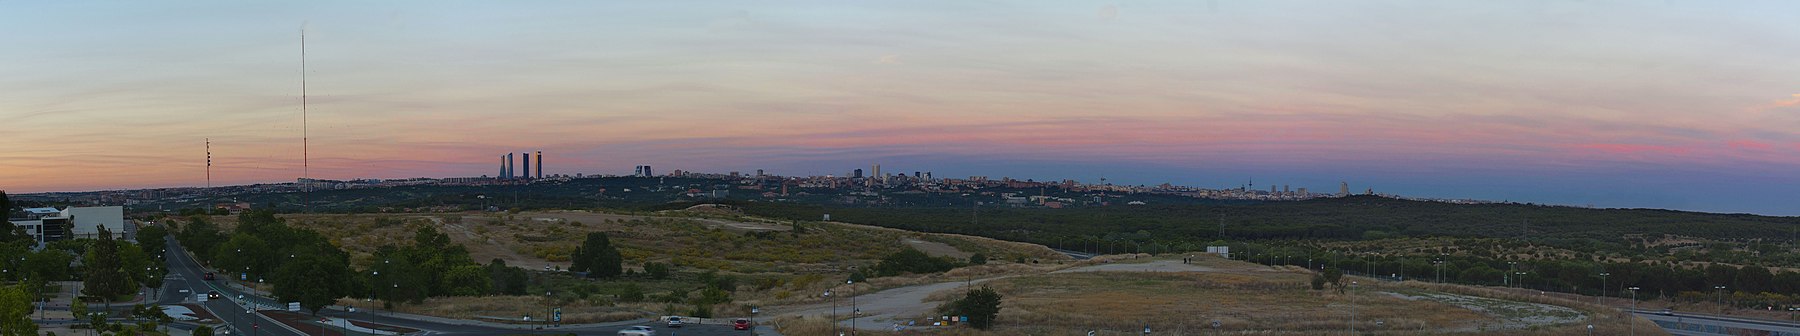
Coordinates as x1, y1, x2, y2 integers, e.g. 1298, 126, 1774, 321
1628, 286, 1641, 336
1349, 280, 1359, 334
848, 279, 858, 334
1506, 261, 1518, 287
1714, 285, 1728, 313
1598, 272, 1610, 306
825, 290, 835, 335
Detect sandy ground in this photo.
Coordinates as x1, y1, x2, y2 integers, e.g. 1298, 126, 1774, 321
768, 257, 1216, 331
903, 239, 971, 259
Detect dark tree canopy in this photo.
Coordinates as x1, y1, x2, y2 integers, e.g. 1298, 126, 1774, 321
569, 232, 622, 278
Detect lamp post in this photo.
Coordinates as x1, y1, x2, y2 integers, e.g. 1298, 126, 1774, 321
1349, 280, 1358, 334
848, 279, 858, 334
1598, 272, 1610, 306
1628, 286, 1640, 336
1506, 261, 1517, 287
825, 290, 835, 335
1714, 285, 1728, 313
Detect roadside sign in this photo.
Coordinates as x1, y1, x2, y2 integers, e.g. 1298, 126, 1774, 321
287, 302, 301, 312
553, 308, 562, 322
197, 294, 207, 302
241, 273, 248, 281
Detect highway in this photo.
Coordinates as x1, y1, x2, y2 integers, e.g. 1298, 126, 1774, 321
1631, 309, 1800, 336
162, 236, 764, 336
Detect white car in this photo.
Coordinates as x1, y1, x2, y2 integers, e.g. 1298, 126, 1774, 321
666, 316, 684, 328
617, 326, 655, 336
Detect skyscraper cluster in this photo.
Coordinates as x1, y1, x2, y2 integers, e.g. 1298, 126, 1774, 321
498, 151, 544, 179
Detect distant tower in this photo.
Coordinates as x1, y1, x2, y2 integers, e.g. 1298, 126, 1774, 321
499, 155, 507, 179
756, 169, 764, 177
522, 152, 531, 180
872, 164, 881, 182
1340, 181, 1349, 196
853, 169, 864, 179
535, 151, 543, 178
205, 138, 212, 188
507, 153, 515, 179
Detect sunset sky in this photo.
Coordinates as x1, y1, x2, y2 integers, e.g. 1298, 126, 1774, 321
3, 1, 1799, 214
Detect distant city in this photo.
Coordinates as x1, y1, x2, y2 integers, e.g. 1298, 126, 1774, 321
11, 150, 1507, 209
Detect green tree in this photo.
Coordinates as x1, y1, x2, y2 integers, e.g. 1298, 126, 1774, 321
0, 284, 38, 336
83, 227, 135, 305
24, 249, 74, 281
569, 232, 622, 278
191, 325, 213, 336
271, 245, 351, 315
176, 217, 226, 264
969, 253, 988, 265
944, 286, 1002, 330
642, 262, 671, 280
441, 265, 492, 296
486, 259, 528, 296
1324, 267, 1345, 294
618, 283, 645, 303
135, 224, 169, 259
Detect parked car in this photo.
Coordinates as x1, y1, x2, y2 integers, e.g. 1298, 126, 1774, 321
617, 326, 655, 336
734, 318, 752, 330
666, 316, 684, 328
203, 272, 216, 280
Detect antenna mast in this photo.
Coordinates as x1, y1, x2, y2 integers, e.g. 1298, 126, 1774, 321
206, 138, 212, 188
300, 27, 310, 212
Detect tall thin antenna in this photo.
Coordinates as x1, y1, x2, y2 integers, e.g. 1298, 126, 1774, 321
300, 27, 310, 212
206, 138, 212, 188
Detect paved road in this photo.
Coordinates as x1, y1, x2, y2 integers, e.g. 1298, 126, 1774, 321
162, 235, 304, 336
1631, 309, 1800, 336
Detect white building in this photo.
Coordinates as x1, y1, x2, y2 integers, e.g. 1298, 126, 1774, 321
63, 206, 126, 240
6, 206, 127, 246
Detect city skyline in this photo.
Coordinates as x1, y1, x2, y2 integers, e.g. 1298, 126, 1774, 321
4, 1, 1800, 215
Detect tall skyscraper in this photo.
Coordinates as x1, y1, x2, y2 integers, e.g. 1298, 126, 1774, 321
535, 151, 543, 178
522, 152, 531, 180
872, 164, 881, 182
499, 155, 507, 179
1340, 181, 1349, 196
853, 169, 864, 179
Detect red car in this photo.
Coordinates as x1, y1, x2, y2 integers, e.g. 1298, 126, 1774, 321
203, 272, 216, 280
733, 318, 752, 330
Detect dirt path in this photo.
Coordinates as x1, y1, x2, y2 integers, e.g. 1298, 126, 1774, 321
424, 216, 559, 271
768, 257, 1212, 331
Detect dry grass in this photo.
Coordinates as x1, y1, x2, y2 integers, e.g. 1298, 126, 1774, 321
338, 296, 647, 324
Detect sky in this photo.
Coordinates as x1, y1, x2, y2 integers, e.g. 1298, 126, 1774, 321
2, 1, 1799, 215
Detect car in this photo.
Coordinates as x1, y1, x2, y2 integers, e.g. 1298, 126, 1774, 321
733, 318, 752, 330
1658, 308, 1675, 316
617, 326, 655, 336
207, 291, 221, 299
666, 316, 683, 328
203, 272, 216, 280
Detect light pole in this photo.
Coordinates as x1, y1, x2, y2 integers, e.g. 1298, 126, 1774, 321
1598, 272, 1610, 306
825, 290, 835, 335
1628, 286, 1640, 336
1506, 262, 1517, 287
1714, 285, 1727, 313
1349, 280, 1358, 334
848, 279, 858, 334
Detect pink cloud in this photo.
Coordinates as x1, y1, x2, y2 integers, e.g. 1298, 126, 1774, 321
1573, 143, 1692, 155
1727, 140, 1774, 151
